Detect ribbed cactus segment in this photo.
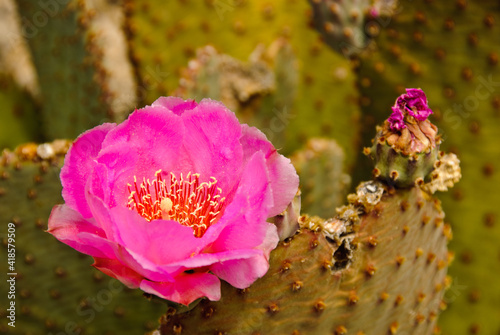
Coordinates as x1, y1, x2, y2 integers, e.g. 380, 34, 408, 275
291, 138, 350, 218
155, 181, 450, 334
0, 142, 164, 334
16, 0, 135, 140
355, 1, 500, 333
0, 73, 40, 149
124, 0, 360, 161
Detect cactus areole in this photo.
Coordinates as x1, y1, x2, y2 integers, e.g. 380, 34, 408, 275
47, 97, 299, 305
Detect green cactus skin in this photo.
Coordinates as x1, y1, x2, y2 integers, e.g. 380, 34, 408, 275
124, 0, 361, 163
291, 138, 351, 218
354, 1, 500, 333
0, 142, 165, 334
307, 0, 397, 58
155, 181, 450, 334
15, 0, 135, 141
365, 131, 440, 188
0, 73, 41, 149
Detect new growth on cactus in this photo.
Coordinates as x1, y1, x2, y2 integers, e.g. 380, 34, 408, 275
365, 88, 442, 188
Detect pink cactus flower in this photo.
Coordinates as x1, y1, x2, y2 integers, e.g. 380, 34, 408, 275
48, 97, 299, 305
388, 88, 433, 131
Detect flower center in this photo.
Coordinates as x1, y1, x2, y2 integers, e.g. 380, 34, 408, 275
127, 170, 225, 237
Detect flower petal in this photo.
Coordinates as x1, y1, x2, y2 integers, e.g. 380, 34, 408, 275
239, 125, 299, 216
152, 96, 198, 115
47, 204, 115, 259
140, 272, 221, 305
208, 222, 278, 288
92, 257, 144, 288
106, 206, 203, 265
176, 99, 244, 198
96, 106, 185, 207
210, 253, 269, 289
61, 123, 115, 218
215, 151, 272, 227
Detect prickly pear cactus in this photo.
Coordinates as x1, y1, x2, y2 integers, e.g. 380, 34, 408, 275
124, 0, 361, 163
291, 138, 351, 218
16, 0, 136, 140
0, 73, 40, 149
0, 142, 164, 334
155, 180, 451, 334
174, 40, 297, 150
354, 1, 500, 333
307, 0, 397, 57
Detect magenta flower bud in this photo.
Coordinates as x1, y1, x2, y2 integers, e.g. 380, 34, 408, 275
388, 88, 433, 131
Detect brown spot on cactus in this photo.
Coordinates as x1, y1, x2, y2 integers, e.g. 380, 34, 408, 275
468, 290, 481, 303
484, 213, 495, 227
394, 295, 404, 306
202, 306, 215, 319
469, 120, 481, 135
400, 200, 410, 212
389, 321, 399, 334
335, 326, 348, 335
460, 250, 473, 264
417, 292, 426, 304
434, 48, 446, 61
443, 18, 455, 30
114, 307, 125, 318
348, 291, 359, 305
322, 260, 333, 270
20, 289, 32, 299
461, 67, 474, 81
172, 324, 183, 334
281, 260, 292, 272
93, 271, 104, 283
395, 256, 406, 267
364, 264, 377, 277
467, 33, 479, 47
24, 254, 35, 265
427, 252, 437, 264
49, 289, 61, 300
267, 303, 279, 314
54, 267, 67, 278
314, 300, 326, 313
422, 215, 431, 226
366, 236, 378, 247
27, 188, 37, 199
291, 281, 303, 292
482, 163, 494, 177
414, 11, 427, 24
416, 248, 424, 258
35, 218, 45, 229
488, 52, 498, 66
415, 313, 426, 324
469, 323, 480, 334
456, 0, 467, 10
484, 14, 495, 28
